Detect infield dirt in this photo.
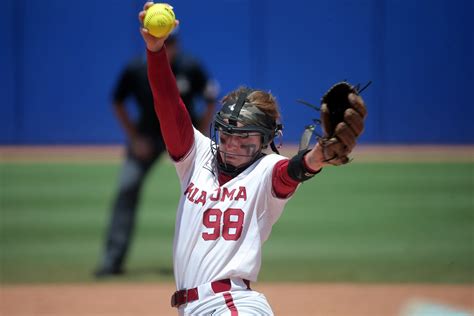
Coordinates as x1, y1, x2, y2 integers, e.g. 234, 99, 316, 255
1, 283, 473, 316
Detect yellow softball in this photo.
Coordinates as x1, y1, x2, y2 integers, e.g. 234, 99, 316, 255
143, 3, 176, 38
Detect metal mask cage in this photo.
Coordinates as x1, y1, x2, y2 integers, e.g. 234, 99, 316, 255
209, 90, 284, 177
213, 114, 276, 146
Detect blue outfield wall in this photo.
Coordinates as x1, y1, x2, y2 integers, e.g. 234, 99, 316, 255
1, 0, 473, 144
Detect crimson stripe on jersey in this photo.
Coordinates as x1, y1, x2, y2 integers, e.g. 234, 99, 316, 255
223, 292, 238, 316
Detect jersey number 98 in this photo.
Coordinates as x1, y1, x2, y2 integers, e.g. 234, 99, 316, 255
202, 208, 244, 241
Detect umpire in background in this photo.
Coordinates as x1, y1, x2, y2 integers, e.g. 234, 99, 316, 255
94, 34, 218, 277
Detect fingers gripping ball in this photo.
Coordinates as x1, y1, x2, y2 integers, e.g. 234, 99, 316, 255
143, 3, 176, 38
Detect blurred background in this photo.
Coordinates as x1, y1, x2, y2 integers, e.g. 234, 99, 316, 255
0, 1, 473, 315
1, 0, 473, 145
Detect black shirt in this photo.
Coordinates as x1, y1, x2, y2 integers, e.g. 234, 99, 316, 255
113, 54, 215, 139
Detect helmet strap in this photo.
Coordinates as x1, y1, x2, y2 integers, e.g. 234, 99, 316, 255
270, 141, 280, 155
228, 92, 248, 126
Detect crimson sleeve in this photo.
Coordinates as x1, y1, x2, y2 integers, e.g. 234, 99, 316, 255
147, 47, 194, 161
272, 159, 299, 198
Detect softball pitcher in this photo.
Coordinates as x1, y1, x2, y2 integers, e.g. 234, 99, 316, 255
139, 2, 367, 315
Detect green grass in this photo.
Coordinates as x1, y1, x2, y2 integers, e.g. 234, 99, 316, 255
1, 161, 473, 284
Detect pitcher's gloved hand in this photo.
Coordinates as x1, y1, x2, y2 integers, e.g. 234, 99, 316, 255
319, 82, 368, 165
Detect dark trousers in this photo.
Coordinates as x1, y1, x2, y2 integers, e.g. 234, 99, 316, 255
98, 138, 165, 271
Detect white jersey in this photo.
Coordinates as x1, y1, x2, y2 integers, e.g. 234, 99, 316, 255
172, 128, 293, 289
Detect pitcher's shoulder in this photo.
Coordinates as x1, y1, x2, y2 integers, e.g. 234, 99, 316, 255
262, 153, 288, 163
